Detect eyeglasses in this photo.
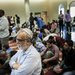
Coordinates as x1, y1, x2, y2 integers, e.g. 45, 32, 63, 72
16, 38, 27, 42
16, 36, 32, 42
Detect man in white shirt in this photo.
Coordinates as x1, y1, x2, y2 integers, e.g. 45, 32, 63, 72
0, 9, 9, 50
9, 28, 42, 75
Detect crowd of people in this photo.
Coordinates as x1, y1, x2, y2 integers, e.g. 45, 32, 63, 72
0, 9, 75, 75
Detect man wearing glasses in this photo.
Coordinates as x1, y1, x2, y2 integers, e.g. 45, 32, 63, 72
9, 28, 42, 75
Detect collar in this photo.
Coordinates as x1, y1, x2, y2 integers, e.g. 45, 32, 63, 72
21, 45, 33, 55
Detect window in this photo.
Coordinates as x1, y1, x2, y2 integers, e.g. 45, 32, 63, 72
58, 4, 64, 14
70, 1, 75, 17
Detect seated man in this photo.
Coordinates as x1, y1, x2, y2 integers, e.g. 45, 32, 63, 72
9, 28, 42, 75
53, 40, 75, 75
43, 36, 59, 67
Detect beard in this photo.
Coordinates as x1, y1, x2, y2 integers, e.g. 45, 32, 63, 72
63, 47, 69, 51
18, 45, 28, 51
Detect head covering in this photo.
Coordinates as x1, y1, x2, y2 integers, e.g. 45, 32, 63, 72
17, 28, 33, 39
22, 28, 33, 39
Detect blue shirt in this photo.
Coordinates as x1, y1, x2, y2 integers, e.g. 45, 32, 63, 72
38, 32, 43, 40
36, 42, 46, 52
6, 48, 12, 54
36, 17, 45, 29
9, 45, 42, 75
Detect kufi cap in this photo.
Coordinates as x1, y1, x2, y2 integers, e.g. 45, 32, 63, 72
22, 28, 33, 39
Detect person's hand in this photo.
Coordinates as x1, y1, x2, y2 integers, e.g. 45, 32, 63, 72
53, 64, 63, 74
13, 62, 20, 70
43, 59, 48, 64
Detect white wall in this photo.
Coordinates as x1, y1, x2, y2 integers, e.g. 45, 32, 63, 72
0, 0, 25, 25
29, 0, 67, 22
47, 0, 67, 22
0, 0, 74, 24
30, 0, 47, 12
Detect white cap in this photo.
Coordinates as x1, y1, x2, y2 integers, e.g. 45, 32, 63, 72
17, 28, 33, 39
43, 33, 58, 41
22, 28, 33, 39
